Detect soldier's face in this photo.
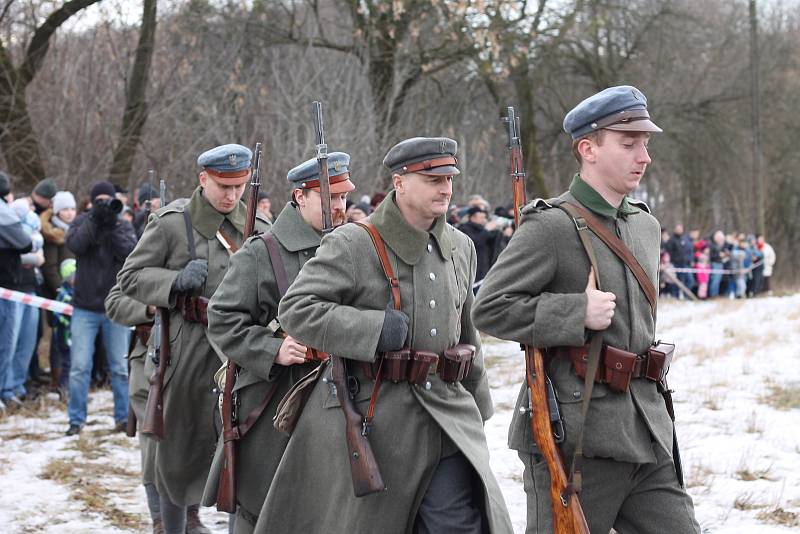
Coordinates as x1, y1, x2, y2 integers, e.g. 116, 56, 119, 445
394, 172, 453, 222
584, 131, 651, 195
199, 172, 247, 214
295, 189, 348, 230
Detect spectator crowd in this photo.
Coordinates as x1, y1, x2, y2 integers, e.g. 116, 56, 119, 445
0, 173, 780, 422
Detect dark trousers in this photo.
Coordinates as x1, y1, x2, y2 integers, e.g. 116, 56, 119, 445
416, 452, 484, 534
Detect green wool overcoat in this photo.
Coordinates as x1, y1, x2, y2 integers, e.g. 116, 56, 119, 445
104, 282, 156, 485
253, 192, 513, 534
201, 202, 322, 527
472, 175, 672, 465
116, 187, 270, 507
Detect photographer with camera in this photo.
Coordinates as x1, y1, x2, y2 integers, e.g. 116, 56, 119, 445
65, 181, 137, 436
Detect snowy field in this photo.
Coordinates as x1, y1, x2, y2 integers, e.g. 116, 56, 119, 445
1, 295, 798, 533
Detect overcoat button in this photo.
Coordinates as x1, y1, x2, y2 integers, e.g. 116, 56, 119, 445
430, 328, 437, 337
427, 244, 433, 253
572, 391, 581, 399
429, 272, 436, 281
429, 300, 436, 309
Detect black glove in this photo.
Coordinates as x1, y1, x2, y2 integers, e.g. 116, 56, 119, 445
173, 259, 208, 293
90, 202, 118, 227
377, 305, 409, 353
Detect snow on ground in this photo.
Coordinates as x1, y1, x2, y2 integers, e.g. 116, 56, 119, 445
1, 295, 799, 533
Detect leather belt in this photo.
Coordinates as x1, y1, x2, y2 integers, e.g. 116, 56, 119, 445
134, 323, 153, 346
176, 295, 209, 326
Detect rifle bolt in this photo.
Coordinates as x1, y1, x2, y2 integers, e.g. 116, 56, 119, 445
425, 381, 432, 390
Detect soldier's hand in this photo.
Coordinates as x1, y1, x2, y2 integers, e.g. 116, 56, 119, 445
584, 268, 616, 330
377, 305, 409, 353
173, 259, 208, 292
276, 335, 307, 366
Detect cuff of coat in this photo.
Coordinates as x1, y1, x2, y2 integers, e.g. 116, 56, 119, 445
258, 336, 286, 381
135, 268, 181, 308
322, 308, 384, 362
531, 292, 587, 347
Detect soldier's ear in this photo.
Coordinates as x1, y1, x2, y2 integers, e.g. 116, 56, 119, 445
198, 171, 208, 189
577, 138, 597, 163
392, 173, 404, 193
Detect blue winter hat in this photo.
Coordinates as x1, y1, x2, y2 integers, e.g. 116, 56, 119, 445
563, 85, 662, 140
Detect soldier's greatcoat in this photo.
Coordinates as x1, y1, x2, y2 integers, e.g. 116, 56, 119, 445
104, 283, 156, 485
254, 193, 513, 534
472, 174, 699, 533
116, 187, 269, 507
201, 203, 321, 530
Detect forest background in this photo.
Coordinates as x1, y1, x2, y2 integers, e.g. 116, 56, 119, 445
1, 0, 798, 284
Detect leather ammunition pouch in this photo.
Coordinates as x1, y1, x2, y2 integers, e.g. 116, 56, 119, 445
549, 341, 674, 393
176, 295, 209, 326
361, 344, 475, 385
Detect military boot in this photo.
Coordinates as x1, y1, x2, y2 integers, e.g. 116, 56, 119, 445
185, 507, 211, 534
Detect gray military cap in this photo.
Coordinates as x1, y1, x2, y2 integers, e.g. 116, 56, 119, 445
563, 85, 662, 140
383, 137, 460, 176
287, 152, 355, 194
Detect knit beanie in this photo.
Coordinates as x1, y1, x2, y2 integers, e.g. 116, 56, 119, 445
90, 181, 117, 201
52, 191, 76, 214
137, 184, 160, 205
33, 178, 58, 199
60, 258, 77, 280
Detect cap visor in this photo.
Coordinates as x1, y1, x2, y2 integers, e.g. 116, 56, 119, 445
605, 119, 663, 134
416, 165, 461, 177
311, 178, 356, 194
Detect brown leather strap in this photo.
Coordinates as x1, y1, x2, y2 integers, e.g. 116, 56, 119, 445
260, 233, 290, 297
399, 156, 458, 174
224, 378, 281, 443
216, 228, 240, 255
298, 172, 351, 190
558, 201, 657, 316
353, 221, 401, 311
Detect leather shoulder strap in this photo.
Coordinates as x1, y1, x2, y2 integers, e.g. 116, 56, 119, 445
182, 209, 197, 261
558, 201, 657, 316
354, 221, 401, 311
260, 233, 290, 298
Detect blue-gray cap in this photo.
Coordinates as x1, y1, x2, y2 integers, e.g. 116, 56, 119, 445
563, 85, 662, 140
287, 152, 355, 194
383, 137, 460, 176
197, 144, 252, 185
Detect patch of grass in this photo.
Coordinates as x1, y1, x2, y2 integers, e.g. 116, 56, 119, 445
685, 462, 714, 489
757, 506, 800, 527
744, 411, 762, 434
39, 458, 74, 483
735, 462, 774, 482
759, 380, 800, 411
734, 492, 766, 511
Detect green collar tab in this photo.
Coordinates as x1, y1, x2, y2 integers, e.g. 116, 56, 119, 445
369, 191, 452, 264
271, 202, 321, 252
568, 174, 639, 219
187, 186, 247, 239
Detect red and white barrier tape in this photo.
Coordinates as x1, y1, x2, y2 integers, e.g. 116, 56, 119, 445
0, 287, 73, 316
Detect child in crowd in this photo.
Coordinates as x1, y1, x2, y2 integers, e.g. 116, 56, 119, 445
694, 247, 711, 299
52, 258, 77, 401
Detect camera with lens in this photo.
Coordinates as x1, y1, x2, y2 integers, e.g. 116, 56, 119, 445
95, 198, 124, 214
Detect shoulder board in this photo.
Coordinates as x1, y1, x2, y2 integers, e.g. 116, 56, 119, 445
154, 198, 190, 218
628, 198, 651, 214
520, 197, 557, 215
255, 213, 272, 225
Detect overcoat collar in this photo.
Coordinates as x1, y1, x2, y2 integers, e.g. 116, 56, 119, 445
187, 186, 246, 239
569, 174, 639, 219
272, 202, 321, 252
369, 191, 452, 264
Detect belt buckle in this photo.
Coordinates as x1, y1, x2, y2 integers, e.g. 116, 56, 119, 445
573, 217, 588, 231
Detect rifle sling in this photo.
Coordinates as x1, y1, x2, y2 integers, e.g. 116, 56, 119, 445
182, 210, 197, 261
260, 233, 290, 297
223, 379, 281, 443
557, 201, 657, 317
216, 228, 240, 256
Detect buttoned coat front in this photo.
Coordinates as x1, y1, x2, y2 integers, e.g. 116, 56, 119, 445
253, 193, 513, 534
116, 187, 270, 507
201, 203, 321, 525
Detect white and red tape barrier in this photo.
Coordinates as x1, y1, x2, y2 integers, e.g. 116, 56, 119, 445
0, 287, 73, 316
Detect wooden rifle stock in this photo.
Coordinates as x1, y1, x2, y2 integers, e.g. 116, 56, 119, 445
141, 309, 169, 440
503, 106, 588, 531
330, 356, 385, 497
216, 142, 262, 512
527, 348, 589, 533
125, 329, 138, 437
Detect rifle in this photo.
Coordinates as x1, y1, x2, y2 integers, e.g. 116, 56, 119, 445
313, 100, 385, 496
159, 179, 166, 206
502, 106, 589, 533
145, 170, 155, 214
125, 328, 139, 438
216, 142, 262, 513
141, 307, 169, 441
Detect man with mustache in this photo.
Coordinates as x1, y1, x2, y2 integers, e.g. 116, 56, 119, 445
201, 152, 355, 533
116, 144, 271, 534
473, 86, 700, 533
255, 137, 513, 534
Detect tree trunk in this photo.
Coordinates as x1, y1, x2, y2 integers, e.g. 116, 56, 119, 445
108, 0, 157, 187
